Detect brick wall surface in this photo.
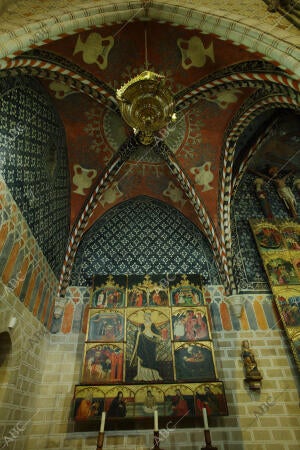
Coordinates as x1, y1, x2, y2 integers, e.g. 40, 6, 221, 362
1, 288, 299, 450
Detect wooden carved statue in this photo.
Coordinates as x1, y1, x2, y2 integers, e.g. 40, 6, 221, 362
253, 177, 273, 218
268, 167, 297, 219
241, 340, 262, 391
250, 167, 298, 219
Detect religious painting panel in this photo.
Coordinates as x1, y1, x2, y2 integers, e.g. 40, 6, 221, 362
125, 308, 173, 383
279, 221, 300, 251
82, 343, 124, 384
173, 342, 217, 381
134, 386, 165, 417
91, 275, 126, 308
87, 309, 125, 342
169, 274, 204, 306
105, 386, 136, 418
290, 331, 300, 371
264, 252, 299, 286
164, 384, 194, 417
250, 220, 285, 252
171, 307, 210, 341
74, 386, 105, 421
273, 286, 300, 338
194, 382, 228, 416
250, 220, 300, 372
74, 273, 228, 427
127, 274, 169, 307
74, 382, 228, 423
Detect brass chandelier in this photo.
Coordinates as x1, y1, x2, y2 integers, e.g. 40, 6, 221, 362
116, 70, 176, 145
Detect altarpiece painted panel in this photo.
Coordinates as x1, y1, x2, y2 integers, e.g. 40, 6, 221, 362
250, 219, 300, 371
74, 274, 228, 425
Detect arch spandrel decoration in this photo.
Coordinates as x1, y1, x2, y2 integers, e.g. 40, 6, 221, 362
73, 273, 228, 429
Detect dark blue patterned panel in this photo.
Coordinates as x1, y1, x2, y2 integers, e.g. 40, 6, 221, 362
0, 76, 70, 277
71, 197, 220, 286
231, 173, 299, 291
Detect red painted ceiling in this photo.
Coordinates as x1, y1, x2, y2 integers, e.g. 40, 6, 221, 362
36, 21, 298, 234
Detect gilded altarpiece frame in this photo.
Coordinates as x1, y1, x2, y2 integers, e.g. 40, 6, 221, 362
250, 219, 300, 371
74, 274, 228, 427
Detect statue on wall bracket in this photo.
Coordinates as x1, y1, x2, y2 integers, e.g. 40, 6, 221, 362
241, 340, 263, 391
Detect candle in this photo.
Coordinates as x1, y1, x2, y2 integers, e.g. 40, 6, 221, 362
202, 407, 208, 429
100, 411, 106, 433
154, 410, 158, 431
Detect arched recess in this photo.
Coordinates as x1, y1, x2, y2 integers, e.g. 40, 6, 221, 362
70, 196, 220, 287
218, 90, 299, 290
0, 75, 70, 276
0, 331, 12, 403
59, 138, 229, 297
230, 110, 300, 292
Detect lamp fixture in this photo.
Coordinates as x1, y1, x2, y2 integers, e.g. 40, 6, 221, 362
116, 70, 176, 145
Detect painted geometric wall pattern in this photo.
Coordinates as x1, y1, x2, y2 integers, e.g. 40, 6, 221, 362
0, 174, 58, 327
57, 285, 279, 335
71, 197, 220, 286
0, 75, 70, 277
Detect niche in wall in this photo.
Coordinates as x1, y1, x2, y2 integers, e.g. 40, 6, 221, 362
0, 331, 12, 401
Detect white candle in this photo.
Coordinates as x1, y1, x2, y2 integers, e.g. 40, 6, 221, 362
202, 407, 209, 429
154, 410, 158, 431
100, 411, 106, 433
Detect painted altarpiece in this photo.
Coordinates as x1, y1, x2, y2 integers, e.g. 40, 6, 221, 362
74, 274, 228, 427
250, 219, 300, 371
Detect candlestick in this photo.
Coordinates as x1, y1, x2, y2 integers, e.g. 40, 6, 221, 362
100, 411, 106, 433
154, 410, 158, 432
202, 407, 208, 429
201, 429, 218, 450
97, 432, 104, 450
153, 431, 165, 450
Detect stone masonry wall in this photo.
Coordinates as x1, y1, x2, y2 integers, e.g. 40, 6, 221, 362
1, 290, 299, 450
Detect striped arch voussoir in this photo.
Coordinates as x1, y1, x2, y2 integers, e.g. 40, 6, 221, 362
219, 95, 300, 289
58, 135, 139, 297
0, 63, 119, 113
175, 71, 299, 113
155, 141, 235, 293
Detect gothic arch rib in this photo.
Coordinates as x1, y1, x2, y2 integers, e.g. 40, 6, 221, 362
175, 61, 299, 113
232, 118, 279, 194
0, 60, 118, 113
58, 135, 139, 297
155, 141, 235, 294
218, 88, 300, 290
59, 138, 235, 298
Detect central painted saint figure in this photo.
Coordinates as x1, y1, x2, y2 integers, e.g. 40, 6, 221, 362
130, 311, 163, 381
126, 308, 173, 382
